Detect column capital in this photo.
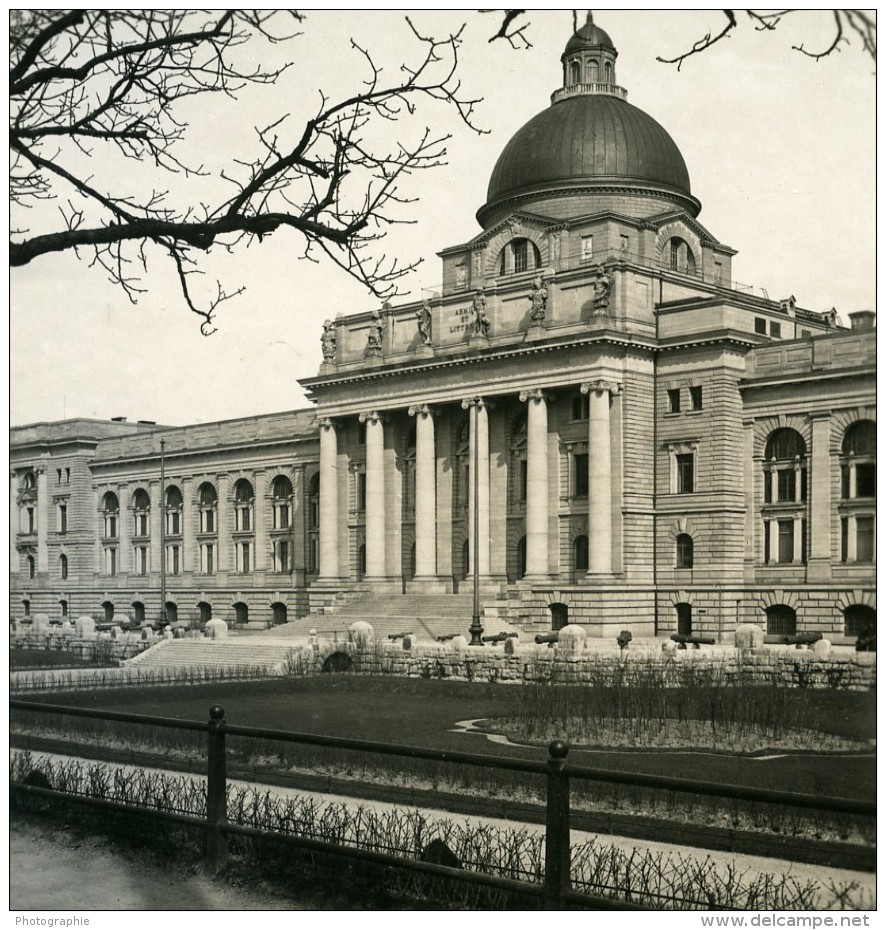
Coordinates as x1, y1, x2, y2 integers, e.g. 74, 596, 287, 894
318, 417, 337, 431
358, 410, 383, 425
460, 396, 486, 410
33, 464, 47, 477
518, 388, 547, 404
408, 403, 434, 418
580, 379, 621, 397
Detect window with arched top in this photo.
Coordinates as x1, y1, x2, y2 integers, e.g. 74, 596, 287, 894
675, 533, 694, 569
131, 601, 145, 625
60, 553, 68, 580
664, 237, 697, 275
102, 492, 119, 539
233, 478, 254, 532
763, 428, 807, 504
198, 601, 212, 624
587, 60, 598, 83
132, 489, 150, 537
765, 605, 796, 637
497, 237, 541, 276
102, 601, 114, 623
271, 475, 293, 529
272, 602, 288, 626
570, 60, 581, 84
27, 554, 35, 579
603, 61, 612, 82
842, 421, 876, 499
198, 482, 217, 533
844, 605, 875, 638
165, 485, 183, 536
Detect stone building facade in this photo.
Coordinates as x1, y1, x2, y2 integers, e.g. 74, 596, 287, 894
10, 18, 875, 638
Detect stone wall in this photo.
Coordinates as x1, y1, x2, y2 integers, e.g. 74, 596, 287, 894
10, 631, 155, 663
302, 640, 876, 691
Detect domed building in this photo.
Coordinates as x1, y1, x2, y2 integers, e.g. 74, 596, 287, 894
10, 16, 875, 641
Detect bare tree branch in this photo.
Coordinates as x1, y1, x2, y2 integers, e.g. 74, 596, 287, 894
656, 11, 738, 70
479, 10, 532, 49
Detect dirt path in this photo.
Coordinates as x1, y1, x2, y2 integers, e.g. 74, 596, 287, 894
10, 816, 311, 911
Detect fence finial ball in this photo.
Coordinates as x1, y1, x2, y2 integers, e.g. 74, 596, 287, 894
548, 739, 569, 760
209, 705, 225, 721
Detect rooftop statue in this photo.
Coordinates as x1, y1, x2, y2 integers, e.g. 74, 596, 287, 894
416, 301, 433, 346
529, 276, 548, 322
320, 319, 337, 361
472, 288, 490, 336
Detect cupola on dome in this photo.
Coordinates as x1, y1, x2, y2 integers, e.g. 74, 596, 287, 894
477, 14, 700, 229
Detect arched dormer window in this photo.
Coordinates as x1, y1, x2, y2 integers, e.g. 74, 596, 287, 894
665, 237, 697, 275
498, 237, 541, 276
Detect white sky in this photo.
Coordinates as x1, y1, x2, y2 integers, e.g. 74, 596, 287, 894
9, 10, 876, 427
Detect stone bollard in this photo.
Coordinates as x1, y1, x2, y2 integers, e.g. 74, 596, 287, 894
557, 624, 587, 656
402, 634, 414, 651
75, 615, 96, 636
504, 633, 519, 655
661, 639, 677, 655
164, 629, 174, 640
31, 613, 51, 633
348, 621, 374, 648
110, 625, 122, 639
450, 635, 467, 653
205, 619, 229, 640
811, 638, 832, 657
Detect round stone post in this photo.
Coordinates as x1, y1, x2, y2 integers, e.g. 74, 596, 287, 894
360, 411, 386, 578
520, 389, 549, 578
409, 404, 436, 579
318, 418, 339, 579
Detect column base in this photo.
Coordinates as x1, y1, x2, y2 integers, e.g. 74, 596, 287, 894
406, 576, 454, 594
360, 576, 404, 594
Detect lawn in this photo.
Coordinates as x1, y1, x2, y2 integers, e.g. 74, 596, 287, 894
20, 676, 876, 800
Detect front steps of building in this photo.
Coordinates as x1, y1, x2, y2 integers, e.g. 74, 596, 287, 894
126, 638, 296, 673
266, 592, 520, 643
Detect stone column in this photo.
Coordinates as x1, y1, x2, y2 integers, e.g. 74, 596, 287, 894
10, 472, 17, 575
519, 389, 549, 578
216, 474, 230, 572
118, 484, 130, 575
767, 519, 778, 564
846, 514, 857, 562
808, 414, 831, 579
253, 470, 268, 571
36, 465, 49, 574
181, 478, 194, 574
149, 479, 161, 575
581, 380, 619, 574
769, 466, 778, 504
461, 397, 490, 576
409, 404, 436, 578
360, 411, 386, 579
793, 515, 803, 564
848, 459, 858, 499
318, 418, 340, 579
291, 464, 307, 586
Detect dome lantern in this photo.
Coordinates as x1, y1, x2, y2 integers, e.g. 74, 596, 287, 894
558, 11, 624, 101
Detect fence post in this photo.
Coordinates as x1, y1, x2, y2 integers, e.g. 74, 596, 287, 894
206, 704, 228, 872
544, 739, 571, 909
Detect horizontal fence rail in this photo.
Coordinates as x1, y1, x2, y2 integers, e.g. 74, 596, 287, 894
9, 699, 876, 909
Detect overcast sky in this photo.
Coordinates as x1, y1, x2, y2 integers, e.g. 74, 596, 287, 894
9, 9, 876, 427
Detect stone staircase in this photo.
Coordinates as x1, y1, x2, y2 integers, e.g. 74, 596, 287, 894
125, 638, 296, 673
264, 592, 520, 643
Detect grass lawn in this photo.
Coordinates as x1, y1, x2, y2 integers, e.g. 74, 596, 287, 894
22, 676, 875, 800
10, 649, 115, 670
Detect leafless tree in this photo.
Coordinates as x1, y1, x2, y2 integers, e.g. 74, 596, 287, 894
656, 9, 876, 71
9, 10, 489, 333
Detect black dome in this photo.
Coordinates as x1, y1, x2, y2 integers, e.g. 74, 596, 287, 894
485, 94, 692, 208
564, 20, 615, 54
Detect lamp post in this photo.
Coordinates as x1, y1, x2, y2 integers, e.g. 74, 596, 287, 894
159, 438, 166, 627
463, 397, 484, 646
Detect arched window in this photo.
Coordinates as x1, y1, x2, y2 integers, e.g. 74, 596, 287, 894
603, 61, 612, 83
765, 605, 796, 637
102, 492, 119, 539
165, 485, 183, 535
497, 237, 542, 276
233, 602, 249, 627
102, 601, 114, 624
26, 555, 35, 579
60, 554, 68, 580
233, 478, 254, 532
59, 600, 68, 618
550, 602, 569, 631
164, 602, 178, 624
198, 601, 212, 624
574, 535, 589, 572
516, 536, 527, 579
764, 428, 807, 504
676, 603, 692, 636
272, 602, 288, 626
198, 482, 217, 533
131, 601, 145, 625
665, 237, 697, 275
132, 489, 150, 537
842, 421, 876, 499
272, 475, 293, 529
570, 60, 581, 85
844, 605, 875, 638
587, 60, 598, 83
675, 533, 694, 569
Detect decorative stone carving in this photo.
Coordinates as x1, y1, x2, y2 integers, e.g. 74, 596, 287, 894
549, 230, 561, 264
472, 288, 490, 336
592, 265, 614, 313
415, 301, 432, 346
320, 319, 337, 361
518, 388, 545, 404
365, 307, 384, 357
507, 216, 522, 235
460, 396, 486, 412
358, 410, 382, 425
408, 403, 432, 419
580, 379, 621, 398
529, 276, 547, 322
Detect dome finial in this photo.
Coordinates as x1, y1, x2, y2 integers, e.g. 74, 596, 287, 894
586, 11, 594, 25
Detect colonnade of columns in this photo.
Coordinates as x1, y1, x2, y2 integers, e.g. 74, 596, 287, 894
316, 381, 621, 584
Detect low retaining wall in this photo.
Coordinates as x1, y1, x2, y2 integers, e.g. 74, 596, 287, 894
10, 631, 155, 663
300, 641, 876, 691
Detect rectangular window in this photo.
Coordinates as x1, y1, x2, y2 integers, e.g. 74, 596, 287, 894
754, 318, 767, 335
455, 263, 467, 289
357, 472, 366, 512
201, 543, 215, 575
571, 394, 589, 420
689, 386, 703, 411
676, 454, 694, 494
667, 389, 681, 413
60, 601, 68, 617
857, 517, 875, 562
56, 469, 62, 484
777, 519, 793, 563
135, 546, 148, 576
857, 464, 876, 498
105, 547, 117, 576
167, 545, 180, 575
714, 261, 723, 284
801, 519, 808, 564
309, 538, 319, 574
619, 234, 629, 252
58, 504, 67, 534
309, 499, 319, 530
574, 453, 589, 497
841, 518, 848, 563
238, 542, 251, 573
26, 507, 35, 534
65, 468, 70, 484
276, 504, 291, 529
277, 540, 290, 573
517, 459, 528, 502
777, 469, 796, 503
513, 240, 528, 273
764, 521, 771, 563
135, 514, 148, 537
167, 512, 180, 535
770, 321, 782, 339
580, 235, 593, 262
